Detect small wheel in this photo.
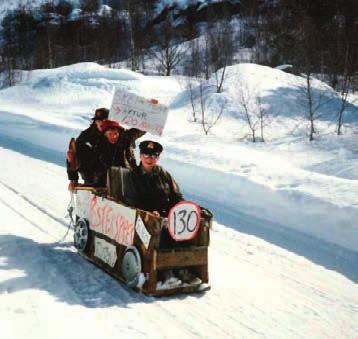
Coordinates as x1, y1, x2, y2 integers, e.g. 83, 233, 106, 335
74, 218, 89, 252
121, 246, 142, 288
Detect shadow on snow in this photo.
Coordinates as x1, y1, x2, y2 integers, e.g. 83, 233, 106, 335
0, 234, 202, 307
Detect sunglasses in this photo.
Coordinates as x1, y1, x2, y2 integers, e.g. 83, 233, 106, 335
142, 153, 159, 159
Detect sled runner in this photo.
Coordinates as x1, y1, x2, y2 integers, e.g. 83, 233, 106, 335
72, 172, 212, 297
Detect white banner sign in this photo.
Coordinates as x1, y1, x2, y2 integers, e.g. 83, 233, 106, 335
135, 216, 151, 249
94, 237, 117, 267
168, 201, 201, 242
88, 195, 136, 246
109, 89, 169, 136
75, 190, 92, 219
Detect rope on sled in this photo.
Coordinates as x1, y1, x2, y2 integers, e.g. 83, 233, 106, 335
56, 191, 75, 243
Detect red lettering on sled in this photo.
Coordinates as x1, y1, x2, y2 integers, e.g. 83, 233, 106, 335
89, 196, 135, 246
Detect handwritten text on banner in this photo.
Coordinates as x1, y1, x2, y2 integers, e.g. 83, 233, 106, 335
109, 89, 168, 136
89, 195, 136, 247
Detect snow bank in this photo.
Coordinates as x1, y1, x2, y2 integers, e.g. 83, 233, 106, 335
0, 63, 144, 128
164, 158, 358, 252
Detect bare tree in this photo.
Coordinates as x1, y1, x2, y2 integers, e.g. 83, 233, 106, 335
186, 77, 226, 135
237, 83, 258, 142
185, 38, 202, 79
2, 53, 16, 87
300, 71, 334, 141
236, 82, 271, 142
256, 96, 270, 142
207, 19, 234, 92
304, 71, 316, 141
337, 44, 353, 135
299, 16, 328, 141
150, 16, 185, 76
152, 43, 184, 76
126, 0, 145, 71
214, 65, 227, 94
199, 81, 226, 135
185, 77, 198, 122
203, 35, 211, 80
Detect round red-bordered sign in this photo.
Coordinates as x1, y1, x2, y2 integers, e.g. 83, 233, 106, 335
167, 201, 201, 242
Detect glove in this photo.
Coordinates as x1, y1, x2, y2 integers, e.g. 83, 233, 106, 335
68, 180, 78, 191
67, 149, 74, 162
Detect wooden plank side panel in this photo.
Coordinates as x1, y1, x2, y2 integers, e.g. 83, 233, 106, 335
84, 231, 124, 279
78, 201, 212, 296
156, 247, 208, 269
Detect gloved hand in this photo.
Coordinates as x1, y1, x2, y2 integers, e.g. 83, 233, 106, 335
68, 180, 78, 191
67, 149, 74, 162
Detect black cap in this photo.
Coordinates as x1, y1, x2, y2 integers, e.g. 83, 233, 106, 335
139, 141, 163, 155
92, 108, 109, 121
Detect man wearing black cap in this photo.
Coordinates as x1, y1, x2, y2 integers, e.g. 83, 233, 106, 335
124, 140, 184, 217
123, 141, 203, 285
67, 107, 109, 189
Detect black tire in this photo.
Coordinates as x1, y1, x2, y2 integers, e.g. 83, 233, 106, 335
121, 246, 142, 288
74, 218, 89, 252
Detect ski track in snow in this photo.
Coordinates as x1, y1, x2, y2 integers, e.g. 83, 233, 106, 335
0, 146, 357, 339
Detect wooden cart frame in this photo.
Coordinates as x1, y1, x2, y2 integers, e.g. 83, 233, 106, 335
73, 187, 212, 296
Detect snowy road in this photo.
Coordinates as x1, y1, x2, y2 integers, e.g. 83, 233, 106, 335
0, 146, 357, 339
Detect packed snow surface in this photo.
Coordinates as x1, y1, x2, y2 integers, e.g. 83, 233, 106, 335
0, 62, 357, 338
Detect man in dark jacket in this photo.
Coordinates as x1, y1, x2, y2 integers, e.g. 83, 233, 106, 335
123, 141, 201, 285
124, 140, 184, 217
92, 120, 145, 186
67, 108, 109, 189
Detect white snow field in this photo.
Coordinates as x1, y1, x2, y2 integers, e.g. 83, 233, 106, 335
0, 62, 357, 338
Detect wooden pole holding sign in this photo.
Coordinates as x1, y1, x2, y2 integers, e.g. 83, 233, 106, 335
109, 89, 169, 136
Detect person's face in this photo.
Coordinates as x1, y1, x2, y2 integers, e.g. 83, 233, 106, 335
140, 152, 160, 172
105, 129, 120, 144
95, 120, 104, 132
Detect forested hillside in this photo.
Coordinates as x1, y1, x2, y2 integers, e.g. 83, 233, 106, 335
0, 0, 357, 91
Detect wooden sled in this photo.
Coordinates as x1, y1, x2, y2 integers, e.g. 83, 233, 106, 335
72, 170, 212, 297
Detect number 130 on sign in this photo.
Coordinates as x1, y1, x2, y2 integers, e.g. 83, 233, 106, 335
168, 201, 201, 241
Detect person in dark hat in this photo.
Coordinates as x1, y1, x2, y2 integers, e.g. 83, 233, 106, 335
124, 140, 184, 217
91, 120, 145, 186
67, 108, 108, 184
67, 107, 110, 189
92, 107, 109, 121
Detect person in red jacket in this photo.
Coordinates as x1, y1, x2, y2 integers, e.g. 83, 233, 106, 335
92, 120, 145, 186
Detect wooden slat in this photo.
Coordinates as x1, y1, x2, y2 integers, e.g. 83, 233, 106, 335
156, 247, 207, 269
